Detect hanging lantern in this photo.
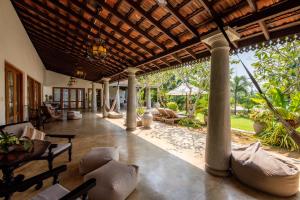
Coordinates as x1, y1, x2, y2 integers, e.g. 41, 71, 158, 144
88, 39, 107, 59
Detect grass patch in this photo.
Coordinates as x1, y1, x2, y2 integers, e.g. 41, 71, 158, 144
196, 113, 254, 132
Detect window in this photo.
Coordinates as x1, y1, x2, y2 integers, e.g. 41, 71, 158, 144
53, 87, 85, 109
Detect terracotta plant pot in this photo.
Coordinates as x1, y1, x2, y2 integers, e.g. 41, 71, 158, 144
253, 121, 266, 134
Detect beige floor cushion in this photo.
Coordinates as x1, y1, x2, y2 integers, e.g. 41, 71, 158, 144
108, 112, 123, 119
231, 142, 299, 197
84, 160, 139, 200
79, 147, 119, 175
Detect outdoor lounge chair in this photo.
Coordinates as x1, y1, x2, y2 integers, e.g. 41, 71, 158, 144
0, 165, 96, 200
164, 109, 187, 125
0, 121, 75, 170
156, 108, 170, 121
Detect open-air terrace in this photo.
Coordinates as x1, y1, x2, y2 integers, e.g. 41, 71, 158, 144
1, 0, 300, 199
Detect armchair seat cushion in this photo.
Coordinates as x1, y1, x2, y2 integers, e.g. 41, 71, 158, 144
79, 147, 119, 175
41, 143, 71, 158
84, 160, 139, 200
31, 184, 70, 200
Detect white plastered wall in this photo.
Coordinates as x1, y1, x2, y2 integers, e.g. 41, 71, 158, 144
43, 70, 103, 102
0, 0, 45, 125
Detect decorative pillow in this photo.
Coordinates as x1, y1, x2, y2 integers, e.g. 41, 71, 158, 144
231, 142, 299, 197
84, 160, 139, 200
79, 147, 119, 175
22, 126, 45, 140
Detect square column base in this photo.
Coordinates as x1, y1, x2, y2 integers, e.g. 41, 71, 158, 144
126, 127, 136, 131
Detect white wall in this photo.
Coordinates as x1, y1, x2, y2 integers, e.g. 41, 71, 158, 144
43, 70, 102, 101
0, 0, 45, 125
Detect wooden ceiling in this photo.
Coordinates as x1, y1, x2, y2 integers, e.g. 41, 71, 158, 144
12, 0, 300, 81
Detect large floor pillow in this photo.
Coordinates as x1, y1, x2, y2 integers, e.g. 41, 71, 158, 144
84, 160, 139, 200
231, 142, 299, 197
79, 147, 119, 175
108, 112, 123, 119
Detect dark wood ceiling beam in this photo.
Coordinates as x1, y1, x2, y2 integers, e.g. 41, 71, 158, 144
230, 0, 300, 28
172, 53, 183, 64
19, 12, 126, 70
67, 0, 155, 55
29, 33, 115, 76
23, 20, 122, 73
246, 0, 257, 12
29, 32, 119, 75
246, 0, 270, 41
186, 8, 206, 20
185, 48, 197, 59
124, 0, 180, 44
15, 0, 143, 61
22, 0, 147, 59
78, 0, 166, 51
165, 2, 199, 38
160, 58, 171, 67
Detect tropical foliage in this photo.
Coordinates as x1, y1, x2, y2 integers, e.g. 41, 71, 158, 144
231, 75, 251, 115
250, 41, 300, 150
166, 102, 178, 111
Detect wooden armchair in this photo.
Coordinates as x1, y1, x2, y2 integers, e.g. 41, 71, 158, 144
0, 165, 96, 200
0, 121, 75, 170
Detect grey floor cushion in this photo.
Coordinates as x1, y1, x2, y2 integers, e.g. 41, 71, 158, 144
79, 147, 119, 175
84, 160, 139, 200
231, 142, 299, 197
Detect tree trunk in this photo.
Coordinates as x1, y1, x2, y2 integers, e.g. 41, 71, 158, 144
234, 90, 237, 115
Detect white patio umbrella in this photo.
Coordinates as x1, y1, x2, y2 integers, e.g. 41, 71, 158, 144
167, 83, 207, 114
167, 83, 206, 96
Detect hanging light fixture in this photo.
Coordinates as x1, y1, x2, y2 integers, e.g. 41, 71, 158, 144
74, 67, 87, 79
86, 6, 107, 60
88, 38, 107, 59
67, 77, 77, 87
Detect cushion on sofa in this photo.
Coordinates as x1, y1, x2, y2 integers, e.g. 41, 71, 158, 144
84, 160, 139, 200
231, 142, 299, 197
79, 147, 119, 175
2, 122, 34, 137
31, 184, 70, 200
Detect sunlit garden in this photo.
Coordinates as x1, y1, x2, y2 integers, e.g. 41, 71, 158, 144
137, 40, 300, 152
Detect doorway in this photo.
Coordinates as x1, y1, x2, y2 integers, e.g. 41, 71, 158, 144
27, 76, 41, 110
5, 62, 24, 124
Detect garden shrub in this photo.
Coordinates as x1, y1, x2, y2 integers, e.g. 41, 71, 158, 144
137, 107, 145, 116
167, 102, 178, 111
178, 118, 202, 129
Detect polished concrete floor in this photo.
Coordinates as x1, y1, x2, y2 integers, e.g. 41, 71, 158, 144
11, 112, 300, 200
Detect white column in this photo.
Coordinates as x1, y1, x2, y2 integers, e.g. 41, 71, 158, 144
126, 67, 140, 131
102, 78, 110, 118
116, 86, 120, 113
91, 82, 97, 112
100, 88, 104, 109
145, 86, 151, 110
202, 27, 240, 176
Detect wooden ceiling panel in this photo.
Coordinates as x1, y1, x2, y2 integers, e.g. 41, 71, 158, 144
11, 0, 300, 81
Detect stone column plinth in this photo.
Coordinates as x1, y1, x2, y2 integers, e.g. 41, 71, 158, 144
126, 67, 139, 131
202, 27, 240, 176
102, 78, 110, 118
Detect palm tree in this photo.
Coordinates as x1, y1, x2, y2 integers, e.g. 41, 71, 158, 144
231, 76, 251, 115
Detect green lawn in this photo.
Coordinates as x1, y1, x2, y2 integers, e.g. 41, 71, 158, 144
196, 113, 254, 132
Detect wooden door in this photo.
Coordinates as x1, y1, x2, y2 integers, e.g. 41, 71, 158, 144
28, 76, 41, 110
5, 63, 23, 124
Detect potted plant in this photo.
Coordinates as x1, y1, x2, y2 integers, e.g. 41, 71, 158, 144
249, 109, 271, 134
0, 131, 33, 161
